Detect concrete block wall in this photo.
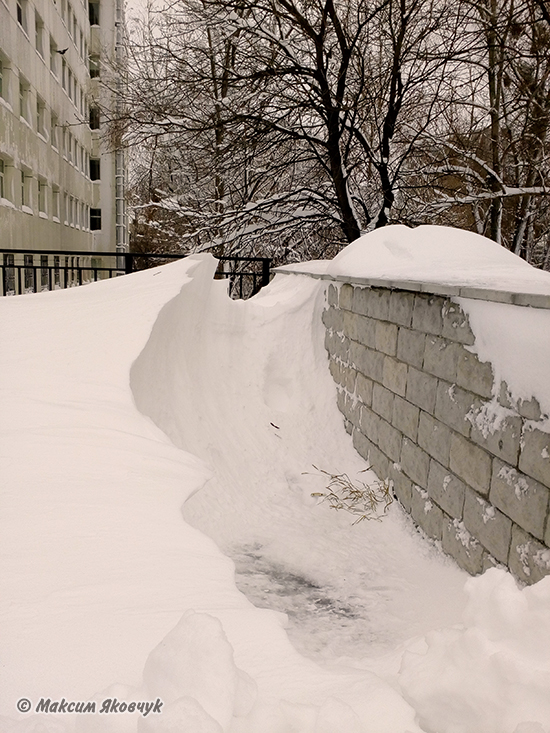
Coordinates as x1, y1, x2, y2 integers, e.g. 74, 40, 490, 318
323, 282, 550, 584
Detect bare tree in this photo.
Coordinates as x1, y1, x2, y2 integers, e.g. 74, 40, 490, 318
118, 0, 463, 258
408, 0, 550, 267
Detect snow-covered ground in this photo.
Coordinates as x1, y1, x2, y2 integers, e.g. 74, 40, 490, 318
1, 232, 550, 733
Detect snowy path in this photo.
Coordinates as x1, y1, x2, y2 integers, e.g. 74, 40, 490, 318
2, 253, 548, 733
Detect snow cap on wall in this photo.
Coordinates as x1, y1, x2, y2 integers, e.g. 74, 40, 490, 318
327, 225, 550, 294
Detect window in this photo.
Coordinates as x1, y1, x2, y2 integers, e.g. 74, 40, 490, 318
67, 4, 73, 37
0, 158, 12, 201
4, 253, 15, 294
38, 179, 47, 213
24, 254, 34, 291
19, 77, 30, 122
63, 192, 68, 223
41, 255, 49, 289
21, 170, 31, 210
89, 55, 100, 78
0, 55, 11, 106
61, 0, 66, 23
61, 58, 67, 91
50, 38, 57, 75
51, 113, 58, 148
90, 207, 101, 230
35, 12, 44, 57
52, 186, 60, 219
90, 157, 100, 180
89, 0, 99, 25
89, 105, 100, 129
36, 96, 46, 136
73, 16, 78, 42
17, 0, 27, 32
68, 68, 73, 101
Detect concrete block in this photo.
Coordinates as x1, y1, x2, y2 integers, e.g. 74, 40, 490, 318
339, 283, 354, 311
389, 290, 415, 327
490, 458, 549, 541
367, 288, 391, 321
392, 395, 420, 441
377, 418, 403, 463
442, 517, 485, 575
509, 524, 550, 585
449, 433, 492, 497
382, 356, 408, 398
427, 460, 466, 519
372, 382, 395, 423
518, 396, 543, 422
336, 388, 361, 430
322, 306, 345, 332
324, 329, 350, 362
418, 412, 452, 467
441, 301, 475, 345
349, 341, 384, 383
359, 405, 381, 445
370, 444, 391, 481
401, 438, 430, 487
411, 484, 444, 541
412, 294, 445, 335
468, 409, 522, 465
519, 424, 550, 489
375, 321, 398, 356
344, 419, 353, 435
353, 429, 374, 464
406, 367, 438, 414
463, 488, 512, 565
389, 463, 413, 512
327, 283, 339, 307
397, 327, 426, 369
329, 358, 357, 393
456, 349, 494, 399
353, 286, 390, 320
352, 286, 370, 316
499, 382, 544, 421
423, 337, 460, 382
354, 430, 390, 479
355, 373, 374, 408
343, 310, 376, 347
435, 380, 480, 438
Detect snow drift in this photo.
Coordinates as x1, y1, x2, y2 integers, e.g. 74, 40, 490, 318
1, 230, 550, 733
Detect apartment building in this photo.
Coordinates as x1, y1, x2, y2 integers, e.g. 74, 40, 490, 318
0, 0, 126, 256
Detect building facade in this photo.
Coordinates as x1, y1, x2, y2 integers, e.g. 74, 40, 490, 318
0, 0, 125, 257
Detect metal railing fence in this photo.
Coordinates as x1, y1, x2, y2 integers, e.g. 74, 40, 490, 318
0, 249, 272, 299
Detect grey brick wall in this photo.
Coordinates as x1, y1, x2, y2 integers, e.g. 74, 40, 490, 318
323, 281, 550, 584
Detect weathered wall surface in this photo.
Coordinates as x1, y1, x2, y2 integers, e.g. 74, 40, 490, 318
323, 282, 550, 584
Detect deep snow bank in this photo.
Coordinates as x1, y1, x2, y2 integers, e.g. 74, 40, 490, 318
2, 248, 550, 733
327, 224, 550, 295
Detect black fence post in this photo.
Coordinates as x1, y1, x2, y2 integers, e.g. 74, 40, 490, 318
262, 258, 272, 288
124, 253, 134, 275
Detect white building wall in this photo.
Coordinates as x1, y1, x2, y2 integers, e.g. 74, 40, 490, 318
0, 0, 119, 254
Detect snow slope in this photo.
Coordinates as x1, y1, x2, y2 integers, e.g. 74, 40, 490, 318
1, 246, 550, 733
